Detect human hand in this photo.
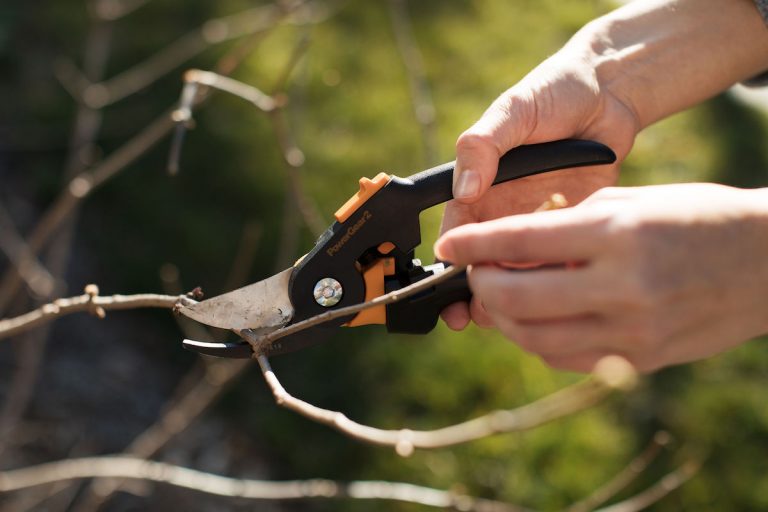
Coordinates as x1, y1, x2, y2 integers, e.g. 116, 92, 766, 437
440, 39, 639, 329
441, 0, 768, 330
435, 184, 768, 373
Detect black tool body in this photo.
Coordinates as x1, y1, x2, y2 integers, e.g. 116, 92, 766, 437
287, 139, 616, 342
185, 139, 616, 358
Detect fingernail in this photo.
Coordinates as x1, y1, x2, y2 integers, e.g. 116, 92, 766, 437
453, 170, 480, 200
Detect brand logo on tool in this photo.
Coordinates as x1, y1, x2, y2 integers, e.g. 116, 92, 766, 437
327, 210, 372, 256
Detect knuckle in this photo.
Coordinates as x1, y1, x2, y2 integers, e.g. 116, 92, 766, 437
455, 130, 499, 156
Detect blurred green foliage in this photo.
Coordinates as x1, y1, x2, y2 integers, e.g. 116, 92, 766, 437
2, 0, 768, 510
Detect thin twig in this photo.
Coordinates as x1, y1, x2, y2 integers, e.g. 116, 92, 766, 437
257, 355, 637, 455
237, 193, 571, 353
186, 69, 281, 111
159, 263, 217, 342
70, 219, 264, 512
238, 265, 465, 355
167, 71, 280, 175
0, 112, 176, 313
70, 360, 251, 512
0, 455, 528, 512
169, 63, 327, 235
167, 81, 198, 175
0, 15, 116, 462
223, 220, 263, 293
0, 2, 305, 313
594, 460, 701, 512
0, 286, 194, 341
387, 0, 437, 164
567, 431, 672, 512
75, 3, 305, 108
268, 107, 328, 236
0, 202, 55, 298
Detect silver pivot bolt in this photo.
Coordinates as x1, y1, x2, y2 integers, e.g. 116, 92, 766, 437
313, 278, 343, 307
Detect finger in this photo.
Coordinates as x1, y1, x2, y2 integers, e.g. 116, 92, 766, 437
467, 264, 606, 320
469, 296, 495, 328
440, 301, 470, 331
435, 207, 609, 265
453, 89, 537, 203
439, 199, 476, 236
493, 314, 614, 356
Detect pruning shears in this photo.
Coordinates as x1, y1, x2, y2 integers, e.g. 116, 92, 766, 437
180, 139, 616, 358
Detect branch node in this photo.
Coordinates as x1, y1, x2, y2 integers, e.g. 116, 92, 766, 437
84, 284, 107, 318
84, 284, 100, 297
171, 108, 193, 124
593, 355, 638, 391
83, 83, 110, 109
42, 303, 60, 315
186, 287, 204, 300
395, 430, 414, 458
331, 412, 348, 428
69, 176, 93, 199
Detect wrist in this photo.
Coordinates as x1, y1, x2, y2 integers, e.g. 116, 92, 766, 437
574, 0, 768, 129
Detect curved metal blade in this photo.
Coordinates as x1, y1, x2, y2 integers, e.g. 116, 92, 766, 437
179, 268, 294, 331
182, 327, 334, 359
182, 339, 253, 358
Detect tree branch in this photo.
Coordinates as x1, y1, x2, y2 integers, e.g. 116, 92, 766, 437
237, 264, 467, 356
594, 460, 701, 512
387, 0, 437, 164
257, 354, 637, 455
0, 286, 195, 341
567, 431, 672, 512
74, 2, 306, 108
0, 1, 309, 314
169, 63, 328, 236
0, 454, 697, 512
0, 202, 55, 298
0, 455, 529, 512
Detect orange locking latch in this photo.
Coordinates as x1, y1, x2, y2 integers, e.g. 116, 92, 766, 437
334, 172, 390, 223
345, 256, 396, 327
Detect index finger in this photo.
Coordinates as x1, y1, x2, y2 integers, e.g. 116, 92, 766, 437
434, 207, 609, 265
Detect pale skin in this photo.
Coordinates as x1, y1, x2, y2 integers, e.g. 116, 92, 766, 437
435, 0, 768, 373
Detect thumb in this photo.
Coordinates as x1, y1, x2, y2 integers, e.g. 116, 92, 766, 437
452, 88, 537, 203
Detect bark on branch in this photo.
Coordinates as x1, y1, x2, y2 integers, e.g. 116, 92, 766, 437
257, 354, 638, 455
0, 286, 195, 341
0, 454, 699, 512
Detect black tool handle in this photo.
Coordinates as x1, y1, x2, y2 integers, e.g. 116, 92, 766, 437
386, 267, 470, 334
404, 139, 616, 212
290, 139, 615, 333
385, 139, 615, 334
